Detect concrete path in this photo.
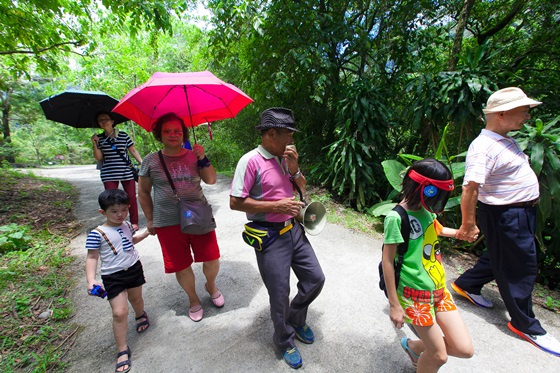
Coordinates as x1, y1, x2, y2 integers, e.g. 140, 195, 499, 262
27, 165, 560, 372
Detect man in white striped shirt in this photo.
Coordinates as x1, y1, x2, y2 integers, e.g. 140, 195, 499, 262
452, 87, 560, 357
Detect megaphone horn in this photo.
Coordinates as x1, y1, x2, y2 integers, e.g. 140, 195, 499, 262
296, 201, 327, 236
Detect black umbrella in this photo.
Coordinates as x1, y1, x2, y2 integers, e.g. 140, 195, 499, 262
39, 90, 129, 128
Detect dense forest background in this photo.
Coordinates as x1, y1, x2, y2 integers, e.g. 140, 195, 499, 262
1, 0, 559, 286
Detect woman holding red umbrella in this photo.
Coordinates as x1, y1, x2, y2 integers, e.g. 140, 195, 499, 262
137, 112, 224, 322
92, 111, 143, 231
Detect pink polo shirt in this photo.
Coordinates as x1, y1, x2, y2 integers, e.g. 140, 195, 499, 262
230, 145, 294, 222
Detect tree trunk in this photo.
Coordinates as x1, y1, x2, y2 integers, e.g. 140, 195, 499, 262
448, 0, 475, 71
0, 88, 15, 163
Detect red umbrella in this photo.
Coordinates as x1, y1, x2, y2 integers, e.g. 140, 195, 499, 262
112, 71, 253, 139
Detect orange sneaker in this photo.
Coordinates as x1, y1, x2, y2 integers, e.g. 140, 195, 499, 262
451, 282, 493, 308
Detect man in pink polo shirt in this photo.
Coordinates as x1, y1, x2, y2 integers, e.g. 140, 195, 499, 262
230, 107, 325, 369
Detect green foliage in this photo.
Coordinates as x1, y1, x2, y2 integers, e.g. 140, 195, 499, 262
545, 296, 560, 311
208, 0, 434, 164
367, 124, 465, 235
0, 0, 87, 77
0, 0, 191, 79
313, 80, 392, 210
4, 18, 212, 167
382, 160, 408, 192
201, 121, 258, 173
0, 224, 31, 253
405, 42, 499, 155
0, 141, 16, 165
513, 116, 560, 288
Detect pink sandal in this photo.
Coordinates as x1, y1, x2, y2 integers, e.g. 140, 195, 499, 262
188, 304, 203, 322
205, 284, 225, 308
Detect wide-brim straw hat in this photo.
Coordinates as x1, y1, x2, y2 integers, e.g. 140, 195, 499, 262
483, 87, 542, 114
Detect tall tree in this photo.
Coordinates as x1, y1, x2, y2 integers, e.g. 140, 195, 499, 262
0, 86, 14, 162
448, 0, 476, 70
0, 0, 193, 77
0, 0, 195, 163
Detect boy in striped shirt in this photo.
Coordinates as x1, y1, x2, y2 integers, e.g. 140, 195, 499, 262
85, 189, 151, 373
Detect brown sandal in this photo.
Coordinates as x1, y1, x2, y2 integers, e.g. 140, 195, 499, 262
135, 311, 150, 333
115, 346, 131, 373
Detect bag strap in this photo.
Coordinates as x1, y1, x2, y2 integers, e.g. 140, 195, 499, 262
284, 159, 306, 205
280, 223, 293, 235
392, 205, 411, 287
106, 133, 133, 168
158, 150, 180, 201
290, 177, 307, 205
94, 227, 118, 255
114, 145, 134, 168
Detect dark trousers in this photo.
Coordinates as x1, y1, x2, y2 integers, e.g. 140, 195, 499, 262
455, 202, 545, 335
255, 222, 325, 350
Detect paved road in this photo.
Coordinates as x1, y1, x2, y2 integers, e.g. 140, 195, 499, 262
28, 165, 560, 372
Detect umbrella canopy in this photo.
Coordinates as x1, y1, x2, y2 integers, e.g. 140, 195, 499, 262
112, 71, 254, 132
40, 90, 129, 128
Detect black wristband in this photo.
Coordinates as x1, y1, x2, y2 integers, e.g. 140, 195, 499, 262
197, 156, 211, 168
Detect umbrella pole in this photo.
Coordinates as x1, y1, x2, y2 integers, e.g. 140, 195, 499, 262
183, 86, 198, 144
207, 122, 213, 141
191, 127, 197, 144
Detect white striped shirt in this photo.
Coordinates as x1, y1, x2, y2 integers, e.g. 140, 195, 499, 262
463, 129, 539, 205
97, 131, 135, 182
85, 222, 139, 275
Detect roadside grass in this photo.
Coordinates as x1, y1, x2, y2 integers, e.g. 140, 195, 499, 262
307, 186, 383, 236
534, 284, 560, 313
0, 169, 81, 372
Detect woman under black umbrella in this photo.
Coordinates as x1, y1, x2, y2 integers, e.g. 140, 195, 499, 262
91, 111, 143, 231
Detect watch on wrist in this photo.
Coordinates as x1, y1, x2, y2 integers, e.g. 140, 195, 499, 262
291, 169, 302, 179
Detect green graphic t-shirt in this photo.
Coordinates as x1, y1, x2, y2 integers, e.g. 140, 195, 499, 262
383, 207, 445, 302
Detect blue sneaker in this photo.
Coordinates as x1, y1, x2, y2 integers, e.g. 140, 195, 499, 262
283, 346, 302, 369
292, 324, 314, 344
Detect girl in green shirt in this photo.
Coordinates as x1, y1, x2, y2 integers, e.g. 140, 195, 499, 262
382, 158, 473, 372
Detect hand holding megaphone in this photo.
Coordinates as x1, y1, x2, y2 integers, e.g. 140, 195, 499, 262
276, 197, 305, 216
